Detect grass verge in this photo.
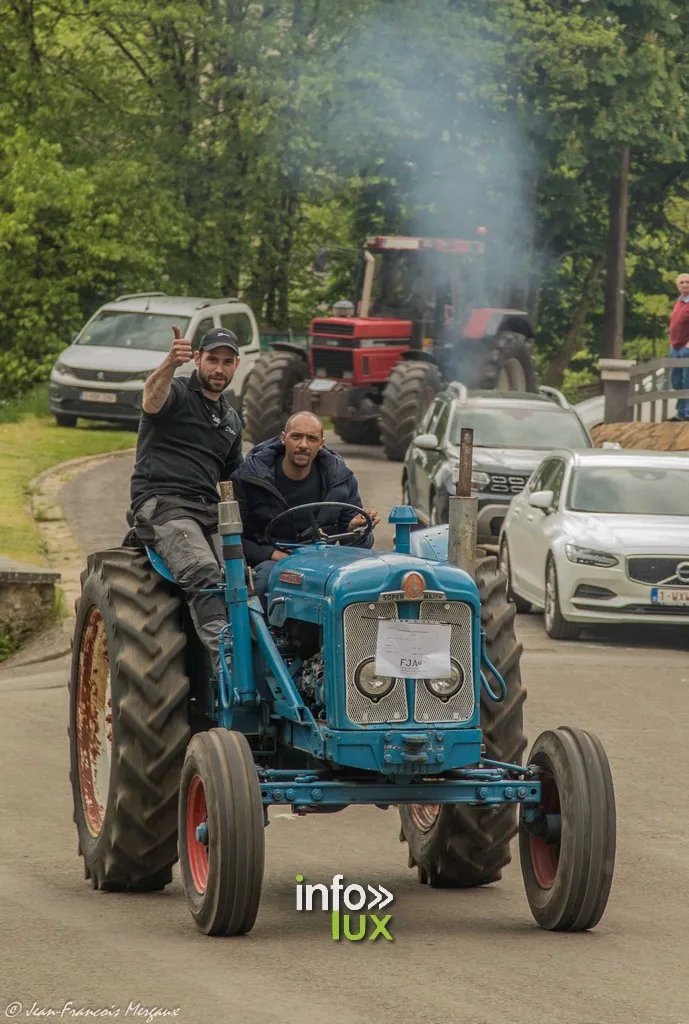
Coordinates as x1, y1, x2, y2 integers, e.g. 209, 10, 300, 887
0, 386, 136, 564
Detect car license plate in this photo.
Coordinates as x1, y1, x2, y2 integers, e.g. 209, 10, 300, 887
651, 587, 689, 607
81, 391, 117, 404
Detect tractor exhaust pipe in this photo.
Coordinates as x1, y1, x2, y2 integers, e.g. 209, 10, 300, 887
448, 428, 477, 577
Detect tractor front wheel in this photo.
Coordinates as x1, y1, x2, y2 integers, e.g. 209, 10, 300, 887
519, 727, 616, 931
179, 729, 265, 936
69, 549, 190, 891
380, 360, 442, 462
399, 551, 527, 886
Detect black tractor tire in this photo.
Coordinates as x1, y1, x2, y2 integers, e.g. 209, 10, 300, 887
55, 413, 78, 428
440, 328, 538, 393
380, 360, 442, 462
243, 349, 308, 443
332, 417, 381, 445
520, 727, 616, 931
399, 550, 527, 887
179, 729, 265, 936
69, 548, 191, 891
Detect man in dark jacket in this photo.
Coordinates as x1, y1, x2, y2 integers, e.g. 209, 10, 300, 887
129, 325, 244, 676
230, 412, 379, 603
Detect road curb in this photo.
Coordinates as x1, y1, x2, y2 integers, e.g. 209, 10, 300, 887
25, 446, 136, 663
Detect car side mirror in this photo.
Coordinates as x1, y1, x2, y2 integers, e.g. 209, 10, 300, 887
528, 489, 554, 512
413, 433, 440, 451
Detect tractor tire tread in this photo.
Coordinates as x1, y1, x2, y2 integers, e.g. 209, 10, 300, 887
399, 552, 527, 887
243, 350, 307, 443
380, 361, 442, 462
69, 548, 190, 892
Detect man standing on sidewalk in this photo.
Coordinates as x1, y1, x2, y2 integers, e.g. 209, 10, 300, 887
669, 272, 689, 421
129, 325, 244, 677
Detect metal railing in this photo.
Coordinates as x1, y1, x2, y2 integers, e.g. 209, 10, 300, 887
628, 357, 689, 422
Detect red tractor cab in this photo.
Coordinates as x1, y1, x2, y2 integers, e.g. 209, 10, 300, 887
243, 234, 537, 461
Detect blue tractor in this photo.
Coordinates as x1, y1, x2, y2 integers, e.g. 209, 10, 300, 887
69, 479, 616, 936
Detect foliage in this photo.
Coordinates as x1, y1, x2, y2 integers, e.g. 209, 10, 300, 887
3, 0, 689, 402
0, 414, 135, 563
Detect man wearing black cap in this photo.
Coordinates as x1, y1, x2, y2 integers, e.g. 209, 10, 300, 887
128, 325, 244, 678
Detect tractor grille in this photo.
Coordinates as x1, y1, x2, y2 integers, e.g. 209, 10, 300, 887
415, 601, 474, 723
342, 600, 474, 726
62, 367, 143, 383
312, 348, 354, 379
627, 556, 689, 587
343, 602, 407, 725
312, 321, 355, 336
487, 474, 528, 496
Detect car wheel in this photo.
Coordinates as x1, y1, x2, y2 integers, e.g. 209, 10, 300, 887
499, 539, 532, 614
544, 556, 580, 641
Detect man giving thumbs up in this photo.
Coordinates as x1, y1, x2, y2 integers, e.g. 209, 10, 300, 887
128, 325, 244, 678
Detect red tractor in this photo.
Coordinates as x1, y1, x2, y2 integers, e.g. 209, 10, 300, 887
243, 233, 538, 461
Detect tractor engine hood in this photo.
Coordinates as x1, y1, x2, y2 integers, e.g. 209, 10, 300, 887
265, 545, 478, 626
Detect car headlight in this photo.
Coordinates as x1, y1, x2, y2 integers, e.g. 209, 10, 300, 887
471, 471, 490, 492
53, 360, 69, 375
354, 659, 396, 701
450, 466, 490, 492
565, 544, 619, 568
424, 660, 465, 700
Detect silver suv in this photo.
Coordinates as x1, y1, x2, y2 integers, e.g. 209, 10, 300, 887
402, 385, 594, 545
49, 292, 261, 428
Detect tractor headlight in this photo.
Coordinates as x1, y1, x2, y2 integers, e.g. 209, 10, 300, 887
424, 660, 464, 700
565, 544, 619, 568
354, 658, 396, 701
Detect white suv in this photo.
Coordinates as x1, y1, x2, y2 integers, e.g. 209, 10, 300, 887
49, 292, 261, 428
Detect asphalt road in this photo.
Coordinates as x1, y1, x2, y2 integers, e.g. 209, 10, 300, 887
1, 437, 688, 1024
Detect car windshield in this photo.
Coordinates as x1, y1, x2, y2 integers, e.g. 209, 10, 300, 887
75, 312, 191, 352
448, 407, 590, 449
567, 466, 689, 515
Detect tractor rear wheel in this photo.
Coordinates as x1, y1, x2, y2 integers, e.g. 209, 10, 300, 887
332, 417, 381, 445
440, 328, 538, 393
399, 550, 527, 887
243, 350, 308, 443
380, 360, 442, 462
69, 548, 190, 891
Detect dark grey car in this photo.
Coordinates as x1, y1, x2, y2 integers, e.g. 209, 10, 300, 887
402, 385, 594, 545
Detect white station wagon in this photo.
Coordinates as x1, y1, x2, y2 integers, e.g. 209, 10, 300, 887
49, 292, 261, 428
499, 448, 689, 638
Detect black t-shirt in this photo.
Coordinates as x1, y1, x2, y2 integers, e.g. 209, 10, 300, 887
130, 372, 243, 516
272, 461, 324, 541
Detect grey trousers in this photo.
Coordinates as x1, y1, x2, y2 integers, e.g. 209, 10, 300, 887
134, 498, 227, 677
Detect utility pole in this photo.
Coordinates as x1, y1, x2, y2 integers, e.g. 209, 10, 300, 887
602, 148, 631, 359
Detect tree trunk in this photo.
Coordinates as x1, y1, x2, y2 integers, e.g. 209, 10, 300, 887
601, 148, 631, 359
545, 257, 605, 387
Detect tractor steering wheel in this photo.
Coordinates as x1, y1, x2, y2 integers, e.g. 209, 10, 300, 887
264, 502, 374, 549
